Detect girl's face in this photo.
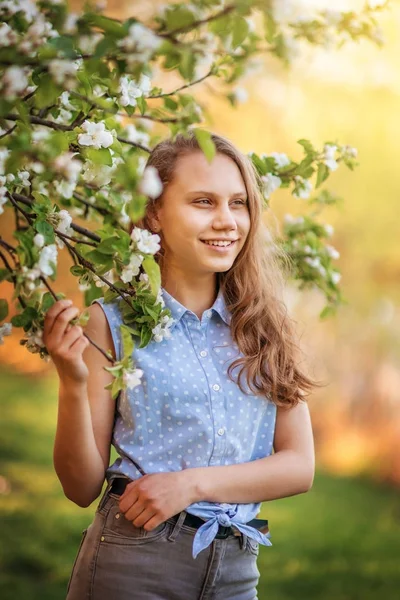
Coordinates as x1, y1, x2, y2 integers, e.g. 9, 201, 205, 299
155, 151, 251, 276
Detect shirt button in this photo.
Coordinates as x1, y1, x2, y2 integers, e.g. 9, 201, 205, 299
212, 384, 220, 391
200, 350, 207, 357
217, 427, 225, 436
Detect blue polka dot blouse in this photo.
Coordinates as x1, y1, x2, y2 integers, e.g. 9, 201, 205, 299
93, 285, 277, 558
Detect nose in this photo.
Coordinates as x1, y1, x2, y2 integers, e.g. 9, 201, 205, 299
212, 202, 238, 231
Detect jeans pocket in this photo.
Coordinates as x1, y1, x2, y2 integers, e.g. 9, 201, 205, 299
101, 501, 170, 546
245, 536, 260, 556
66, 528, 88, 594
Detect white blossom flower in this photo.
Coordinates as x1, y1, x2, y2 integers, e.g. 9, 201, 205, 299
121, 253, 144, 283
323, 224, 334, 237
53, 153, 82, 182
124, 125, 150, 147
326, 244, 340, 259
33, 233, 45, 248
59, 91, 75, 110
284, 214, 304, 226
32, 127, 52, 143
232, 87, 248, 103
50, 108, 73, 125
293, 175, 313, 199
17, 170, 30, 188
0, 66, 29, 100
78, 120, 113, 149
323, 144, 338, 171
0, 22, 18, 46
48, 59, 79, 90
0, 0, 39, 23
54, 180, 77, 200
82, 160, 113, 186
0, 148, 10, 175
78, 281, 91, 292
37, 244, 58, 276
139, 272, 150, 287
64, 12, 79, 34
0, 178, 7, 214
138, 166, 163, 199
118, 74, 152, 107
261, 173, 282, 199
56, 209, 73, 236
263, 152, 291, 168
0, 322, 12, 345
117, 23, 162, 63
25, 327, 46, 353
123, 367, 144, 390
19, 13, 59, 55
130, 227, 161, 255
331, 271, 341, 284
340, 145, 358, 159
304, 256, 321, 269
151, 316, 174, 342
77, 33, 102, 54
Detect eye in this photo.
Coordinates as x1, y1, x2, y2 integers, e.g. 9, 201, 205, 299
234, 200, 247, 205
195, 199, 212, 205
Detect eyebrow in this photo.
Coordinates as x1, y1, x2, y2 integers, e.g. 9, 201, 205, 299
188, 190, 248, 199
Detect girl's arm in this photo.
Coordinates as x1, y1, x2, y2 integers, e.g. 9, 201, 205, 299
53, 303, 116, 508
188, 400, 315, 504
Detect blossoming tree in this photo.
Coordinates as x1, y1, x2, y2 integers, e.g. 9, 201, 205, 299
0, 0, 388, 397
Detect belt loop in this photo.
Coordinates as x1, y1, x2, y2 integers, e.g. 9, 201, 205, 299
239, 532, 247, 550
97, 479, 113, 513
167, 510, 187, 542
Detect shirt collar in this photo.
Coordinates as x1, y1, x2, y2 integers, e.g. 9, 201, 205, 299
160, 286, 232, 331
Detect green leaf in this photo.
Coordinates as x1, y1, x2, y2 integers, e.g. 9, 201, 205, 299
136, 95, 147, 116
316, 163, 329, 188
120, 324, 134, 358
232, 16, 250, 49
264, 13, 277, 43
166, 7, 196, 31
85, 147, 113, 166
47, 35, 78, 59
34, 73, 62, 109
41, 293, 55, 313
83, 13, 126, 37
35, 220, 55, 244
0, 299, 8, 321
139, 326, 153, 349
142, 255, 161, 297
297, 139, 316, 156
125, 194, 148, 222
193, 129, 216, 163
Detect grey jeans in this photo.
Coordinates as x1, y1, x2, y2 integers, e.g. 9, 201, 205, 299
66, 487, 261, 600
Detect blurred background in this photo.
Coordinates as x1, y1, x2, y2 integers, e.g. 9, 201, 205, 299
1, 0, 399, 598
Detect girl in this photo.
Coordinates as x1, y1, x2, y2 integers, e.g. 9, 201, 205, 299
44, 131, 316, 600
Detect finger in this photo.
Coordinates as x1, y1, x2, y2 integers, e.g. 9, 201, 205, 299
61, 326, 84, 351
49, 306, 80, 344
119, 488, 140, 515
129, 506, 154, 528
141, 514, 166, 532
43, 299, 73, 339
69, 335, 90, 353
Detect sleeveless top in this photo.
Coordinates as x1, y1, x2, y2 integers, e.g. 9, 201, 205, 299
93, 286, 277, 559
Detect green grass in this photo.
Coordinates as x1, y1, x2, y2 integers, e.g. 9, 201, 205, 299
1, 367, 399, 600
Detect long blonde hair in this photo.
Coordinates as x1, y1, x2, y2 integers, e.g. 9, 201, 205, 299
132, 131, 323, 408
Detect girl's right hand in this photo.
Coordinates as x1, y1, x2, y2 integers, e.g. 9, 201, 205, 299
43, 299, 90, 385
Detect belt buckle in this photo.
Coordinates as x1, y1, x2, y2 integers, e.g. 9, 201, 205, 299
217, 525, 233, 539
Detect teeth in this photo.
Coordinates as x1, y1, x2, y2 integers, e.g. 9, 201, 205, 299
204, 240, 232, 247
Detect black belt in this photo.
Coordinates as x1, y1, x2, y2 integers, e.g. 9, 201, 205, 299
108, 477, 238, 540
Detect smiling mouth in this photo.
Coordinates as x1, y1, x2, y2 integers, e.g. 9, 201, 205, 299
200, 240, 238, 247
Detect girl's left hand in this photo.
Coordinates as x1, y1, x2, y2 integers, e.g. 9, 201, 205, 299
118, 471, 198, 531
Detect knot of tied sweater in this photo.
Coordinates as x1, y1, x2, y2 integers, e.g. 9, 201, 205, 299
191, 506, 272, 559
